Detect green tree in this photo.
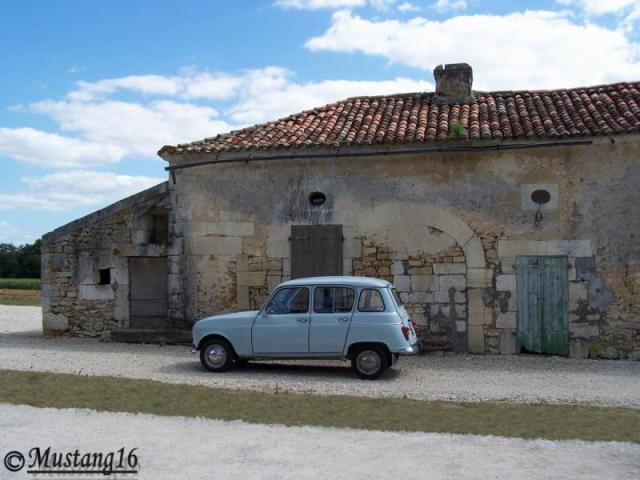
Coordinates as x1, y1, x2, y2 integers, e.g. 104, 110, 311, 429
0, 240, 41, 278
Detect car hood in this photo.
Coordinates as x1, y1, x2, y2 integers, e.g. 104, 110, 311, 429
193, 310, 259, 330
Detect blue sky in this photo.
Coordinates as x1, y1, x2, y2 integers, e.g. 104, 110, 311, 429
1, 0, 639, 244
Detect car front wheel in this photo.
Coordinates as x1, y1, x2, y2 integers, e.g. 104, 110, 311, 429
200, 338, 234, 372
351, 345, 389, 380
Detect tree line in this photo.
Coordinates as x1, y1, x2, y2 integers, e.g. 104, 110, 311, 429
0, 240, 41, 278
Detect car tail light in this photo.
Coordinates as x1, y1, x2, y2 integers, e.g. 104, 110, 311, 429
401, 326, 411, 340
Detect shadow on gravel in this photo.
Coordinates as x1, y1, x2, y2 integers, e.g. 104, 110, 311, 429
158, 359, 402, 381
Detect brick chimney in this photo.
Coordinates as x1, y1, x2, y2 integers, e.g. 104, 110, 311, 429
433, 63, 474, 104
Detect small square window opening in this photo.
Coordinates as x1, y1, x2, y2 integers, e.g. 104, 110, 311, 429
99, 268, 111, 285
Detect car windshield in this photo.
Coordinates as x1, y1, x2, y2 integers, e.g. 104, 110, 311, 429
390, 287, 403, 306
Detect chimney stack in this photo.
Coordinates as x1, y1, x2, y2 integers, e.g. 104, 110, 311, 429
433, 63, 474, 104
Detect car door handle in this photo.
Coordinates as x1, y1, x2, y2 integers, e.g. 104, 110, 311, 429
295, 318, 308, 323
337, 317, 350, 322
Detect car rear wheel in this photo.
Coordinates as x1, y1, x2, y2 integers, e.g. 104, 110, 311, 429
351, 345, 389, 380
200, 338, 234, 372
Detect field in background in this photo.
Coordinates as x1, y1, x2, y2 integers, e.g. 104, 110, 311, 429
0, 278, 41, 306
0, 278, 41, 290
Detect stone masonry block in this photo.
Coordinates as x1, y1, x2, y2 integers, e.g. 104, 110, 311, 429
496, 311, 516, 329
467, 268, 492, 287
438, 274, 465, 292
394, 275, 411, 292
343, 239, 362, 258
433, 263, 466, 275
207, 221, 254, 237
500, 257, 516, 274
569, 282, 588, 301
43, 312, 69, 331
496, 274, 516, 292
266, 239, 290, 258
192, 236, 242, 255
467, 288, 485, 307
267, 275, 281, 293
411, 275, 433, 292
499, 330, 517, 354
79, 285, 114, 300
237, 271, 267, 287
463, 236, 486, 269
468, 325, 485, 353
391, 261, 405, 275
237, 285, 250, 310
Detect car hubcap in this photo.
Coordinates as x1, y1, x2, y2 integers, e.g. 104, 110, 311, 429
206, 344, 227, 368
357, 350, 381, 374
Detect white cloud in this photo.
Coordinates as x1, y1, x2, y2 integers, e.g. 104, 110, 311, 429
556, 0, 638, 16
229, 70, 433, 124
0, 171, 165, 212
398, 2, 420, 13
68, 70, 245, 102
274, 0, 365, 9
0, 127, 125, 168
305, 9, 640, 90
0, 221, 37, 244
433, 0, 467, 12
28, 99, 233, 157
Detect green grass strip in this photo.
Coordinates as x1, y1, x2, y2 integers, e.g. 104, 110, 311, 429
1, 369, 638, 443
0, 297, 41, 306
0, 278, 41, 290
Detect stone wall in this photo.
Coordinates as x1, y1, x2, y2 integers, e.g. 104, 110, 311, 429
160, 135, 640, 359
41, 183, 169, 337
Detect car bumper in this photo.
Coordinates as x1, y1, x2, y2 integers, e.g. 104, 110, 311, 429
394, 343, 419, 355
191, 344, 197, 354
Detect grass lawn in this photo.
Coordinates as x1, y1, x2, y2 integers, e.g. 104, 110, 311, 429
0, 278, 41, 290
1, 369, 638, 442
0, 288, 40, 306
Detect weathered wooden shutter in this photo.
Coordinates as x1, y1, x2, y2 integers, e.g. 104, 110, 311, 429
517, 256, 543, 353
516, 255, 568, 355
291, 225, 343, 279
541, 256, 569, 356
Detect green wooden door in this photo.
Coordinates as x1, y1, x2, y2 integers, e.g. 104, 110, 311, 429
516, 256, 568, 355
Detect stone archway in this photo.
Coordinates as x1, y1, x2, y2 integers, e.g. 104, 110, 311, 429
344, 202, 489, 353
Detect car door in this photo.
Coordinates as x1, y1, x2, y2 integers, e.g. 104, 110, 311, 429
252, 286, 310, 354
309, 286, 356, 353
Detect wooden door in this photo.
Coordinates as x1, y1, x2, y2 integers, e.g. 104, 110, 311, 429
129, 257, 168, 329
291, 225, 343, 279
516, 256, 568, 355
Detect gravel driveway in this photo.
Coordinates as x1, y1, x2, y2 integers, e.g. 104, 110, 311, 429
2, 404, 639, 480
2, 306, 640, 407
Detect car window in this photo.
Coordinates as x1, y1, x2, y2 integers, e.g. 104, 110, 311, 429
357, 288, 385, 312
266, 287, 309, 314
314, 287, 355, 313
391, 288, 404, 306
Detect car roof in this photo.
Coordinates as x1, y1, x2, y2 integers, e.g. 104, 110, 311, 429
278, 276, 391, 288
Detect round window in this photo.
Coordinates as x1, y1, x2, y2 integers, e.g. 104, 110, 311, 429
531, 189, 551, 205
309, 192, 327, 206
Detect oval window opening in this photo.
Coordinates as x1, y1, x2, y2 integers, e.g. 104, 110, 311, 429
309, 192, 327, 207
531, 189, 551, 205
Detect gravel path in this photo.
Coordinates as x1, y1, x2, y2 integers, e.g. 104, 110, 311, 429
2, 305, 640, 407
2, 404, 639, 480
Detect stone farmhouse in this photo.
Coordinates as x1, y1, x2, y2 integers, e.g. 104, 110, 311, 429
42, 64, 640, 359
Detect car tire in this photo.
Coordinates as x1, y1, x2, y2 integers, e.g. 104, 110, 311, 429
200, 338, 235, 372
351, 345, 389, 380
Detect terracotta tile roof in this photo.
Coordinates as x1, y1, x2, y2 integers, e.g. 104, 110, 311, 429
162, 82, 640, 155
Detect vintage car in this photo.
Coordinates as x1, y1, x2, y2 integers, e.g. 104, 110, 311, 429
191, 276, 418, 379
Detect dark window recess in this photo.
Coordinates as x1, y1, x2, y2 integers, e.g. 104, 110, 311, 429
99, 268, 111, 285
309, 192, 327, 207
531, 189, 551, 205
291, 224, 343, 279
150, 213, 169, 244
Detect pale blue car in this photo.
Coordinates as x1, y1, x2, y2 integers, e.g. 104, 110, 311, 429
192, 276, 418, 379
